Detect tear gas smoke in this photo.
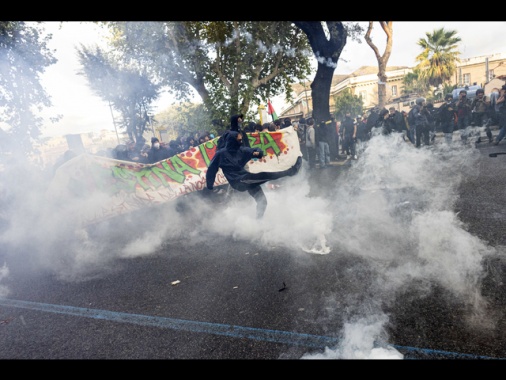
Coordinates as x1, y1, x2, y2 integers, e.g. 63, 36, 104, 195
0, 132, 501, 359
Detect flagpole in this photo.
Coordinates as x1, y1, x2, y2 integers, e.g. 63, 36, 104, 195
258, 104, 266, 125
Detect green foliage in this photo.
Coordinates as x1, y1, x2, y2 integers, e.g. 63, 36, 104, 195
402, 69, 430, 97
415, 27, 461, 88
332, 89, 363, 120
155, 102, 216, 140
76, 44, 161, 143
0, 21, 58, 158
103, 21, 312, 122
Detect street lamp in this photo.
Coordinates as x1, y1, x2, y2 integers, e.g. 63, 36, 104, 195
108, 100, 120, 145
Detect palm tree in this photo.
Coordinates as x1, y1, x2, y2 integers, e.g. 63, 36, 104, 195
415, 27, 461, 88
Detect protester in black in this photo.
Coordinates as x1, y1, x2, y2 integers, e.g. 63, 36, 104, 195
412, 98, 430, 147
205, 131, 302, 218
437, 94, 458, 144
384, 107, 405, 135
216, 113, 251, 149
147, 137, 171, 163
341, 112, 357, 159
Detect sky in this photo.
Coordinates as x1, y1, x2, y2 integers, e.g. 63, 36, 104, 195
38, 21, 506, 138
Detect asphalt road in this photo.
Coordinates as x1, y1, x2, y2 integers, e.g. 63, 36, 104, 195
0, 129, 505, 361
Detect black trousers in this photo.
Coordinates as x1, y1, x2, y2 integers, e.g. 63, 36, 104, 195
232, 165, 296, 218
416, 124, 431, 147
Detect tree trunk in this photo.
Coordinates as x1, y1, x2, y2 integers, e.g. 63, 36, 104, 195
377, 65, 388, 109
293, 21, 346, 125
364, 21, 393, 109
311, 64, 335, 123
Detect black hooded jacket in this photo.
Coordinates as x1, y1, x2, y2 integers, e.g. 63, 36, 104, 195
206, 131, 264, 191
216, 113, 251, 150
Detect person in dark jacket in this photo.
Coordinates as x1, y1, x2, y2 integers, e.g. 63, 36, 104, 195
412, 97, 430, 147
384, 107, 405, 135
437, 94, 458, 144
147, 137, 171, 163
205, 131, 302, 219
341, 112, 357, 159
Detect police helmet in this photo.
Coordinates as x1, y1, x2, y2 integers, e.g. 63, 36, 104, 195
415, 97, 426, 106
476, 88, 484, 95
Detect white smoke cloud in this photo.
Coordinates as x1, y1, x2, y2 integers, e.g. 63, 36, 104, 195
0, 131, 501, 359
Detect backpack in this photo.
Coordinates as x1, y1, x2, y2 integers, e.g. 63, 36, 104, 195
407, 107, 416, 127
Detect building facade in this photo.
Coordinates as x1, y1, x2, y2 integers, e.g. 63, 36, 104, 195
279, 52, 506, 119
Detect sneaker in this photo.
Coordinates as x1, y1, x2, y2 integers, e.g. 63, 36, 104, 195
353, 155, 358, 160
290, 156, 303, 176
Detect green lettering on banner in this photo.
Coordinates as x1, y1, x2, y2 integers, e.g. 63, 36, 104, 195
198, 140, 217, 166
169, 155, 201, 179
110, 166, 138, 192
130, 169, 157, 190
255, 132, 281, 155
150, 160, 186, 185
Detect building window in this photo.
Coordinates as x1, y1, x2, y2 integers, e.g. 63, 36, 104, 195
489, 69, 495, 81
360, 91, 367, 103
391, 85, 398, 96
463, 73, 471, 85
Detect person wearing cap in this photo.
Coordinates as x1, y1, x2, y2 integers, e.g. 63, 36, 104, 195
316, 119, 332, 168
437, 94, 458, 144
355, 115, 369, 154
493, 85, 506, 145
341, 112, 357, 159
412, 97, 430, 147
147, 137, 170, 163
472, 88, 493, 144
385, 107, 405, 135
205, 130, 302, 219
489, 87, 501, 127
455, 90, 472, 143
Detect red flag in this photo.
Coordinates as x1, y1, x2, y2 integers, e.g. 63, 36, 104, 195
267, 99, 279, 121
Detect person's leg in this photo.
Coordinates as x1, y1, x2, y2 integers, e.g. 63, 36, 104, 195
495, 126, 506, 144
324, 142, 330, 165
240, 156, 302, 185
318, 141, 325, 167
424, 125, 430, 146
248, 186, 267, 219
461, 116, 471, 142
415, 125, 421, 147
485, 118, 493, 142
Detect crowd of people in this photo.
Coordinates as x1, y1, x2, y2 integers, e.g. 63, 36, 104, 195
294, 85, 506, 168
102, 116, 297, 165
96, 84, 506, 169
103, 131, 216, 164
